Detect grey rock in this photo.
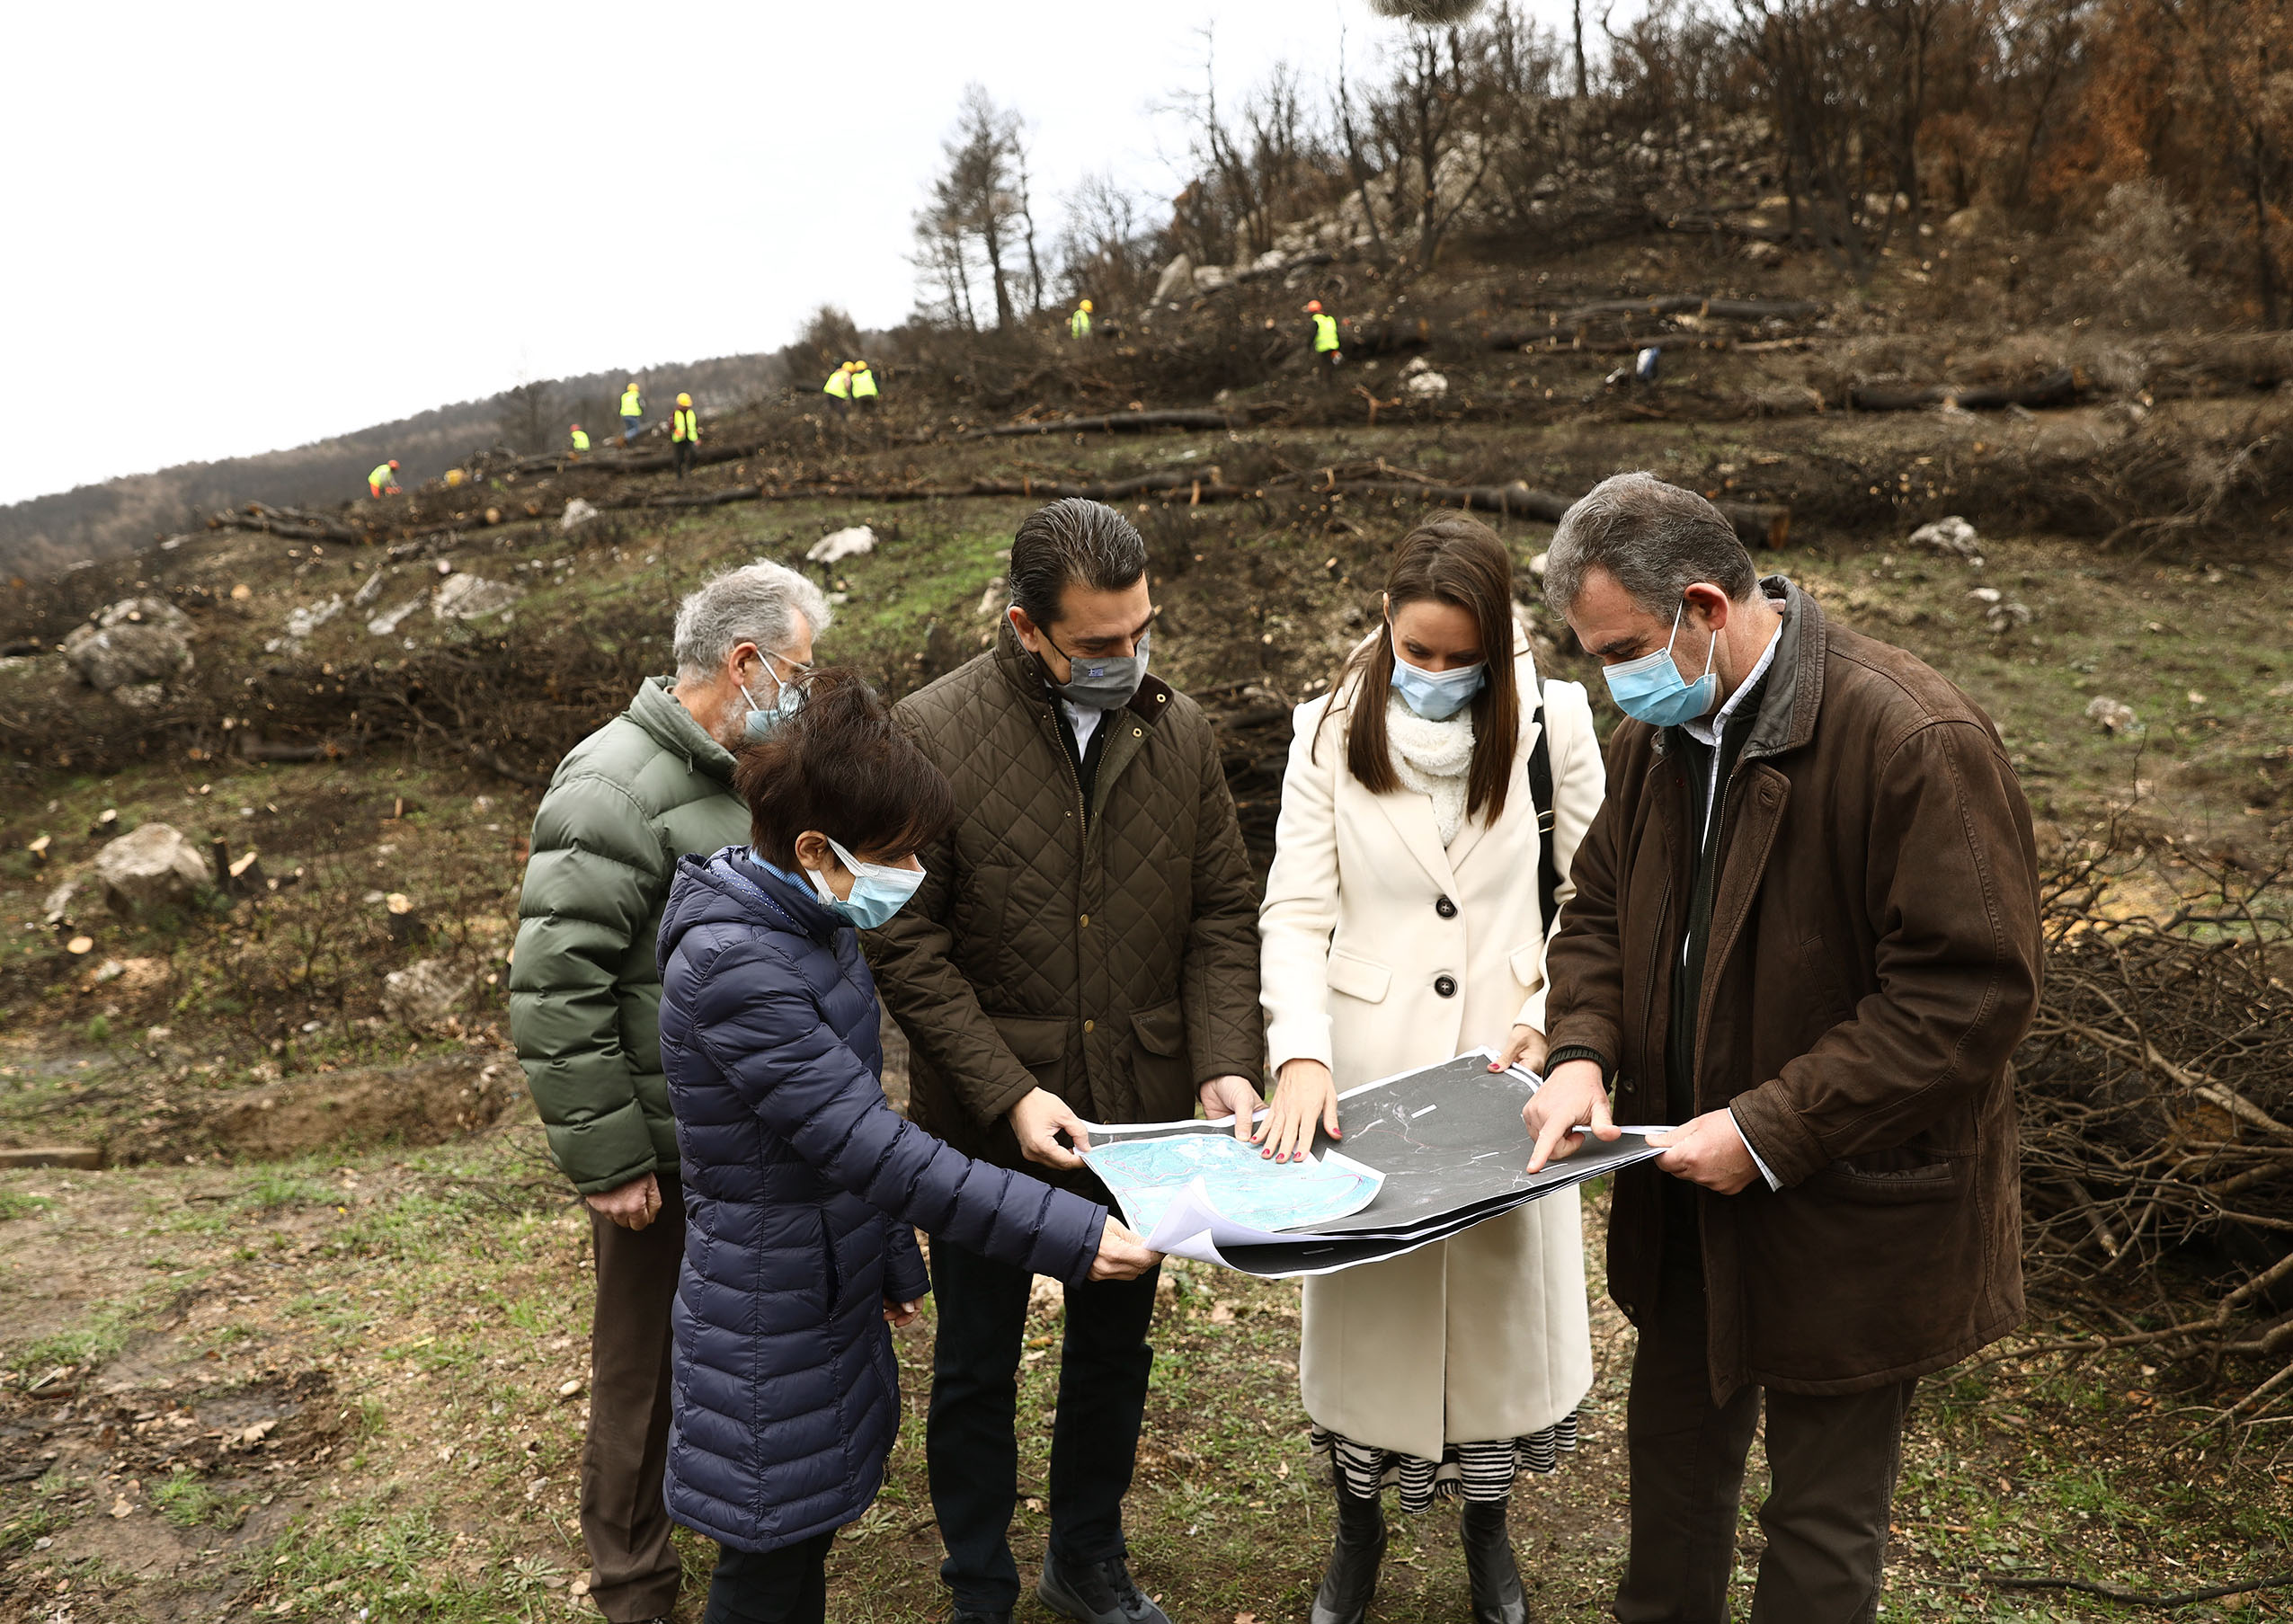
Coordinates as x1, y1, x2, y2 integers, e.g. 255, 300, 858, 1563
285, 595, 343, 639
94, 822, 211, 913
431, 573, 525, 621
369, 597, 427, 637
381, 958, 475, 1029
62, 598, 193, 693
2085, 696, 2139, 735
1151, 255, 1195, 303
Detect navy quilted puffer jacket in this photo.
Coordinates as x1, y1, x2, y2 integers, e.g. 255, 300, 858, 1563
656, 848, 1108, 1554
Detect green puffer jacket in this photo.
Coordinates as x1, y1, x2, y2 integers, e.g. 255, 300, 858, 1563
511, 678, 751, 1193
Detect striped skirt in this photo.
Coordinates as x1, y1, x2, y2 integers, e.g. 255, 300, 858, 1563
1311, 1414, 1578, 1513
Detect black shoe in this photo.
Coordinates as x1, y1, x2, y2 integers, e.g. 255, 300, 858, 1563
1310, 1488, 1387, 1624
1037, 1551, 1171, 1624
1462, 1501, 1529, 1624
950, 1611, 1013, 1624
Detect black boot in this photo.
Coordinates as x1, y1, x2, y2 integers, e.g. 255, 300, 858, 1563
1461, 1500, 1528, 1624
1309, 1486, 1387, 1624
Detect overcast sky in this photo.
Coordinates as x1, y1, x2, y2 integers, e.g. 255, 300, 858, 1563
0, 0, 1601, 508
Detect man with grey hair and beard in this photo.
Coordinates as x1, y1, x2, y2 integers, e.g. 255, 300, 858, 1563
511, 557, 830, 1624
868, 497, 1264, 1624
1521, 472, 2042, 1622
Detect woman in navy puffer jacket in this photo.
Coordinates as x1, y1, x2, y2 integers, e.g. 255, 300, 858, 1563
656, 670, 1157, 1624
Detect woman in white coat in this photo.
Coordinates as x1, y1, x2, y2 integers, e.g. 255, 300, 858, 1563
1255, 514, 1605, 1624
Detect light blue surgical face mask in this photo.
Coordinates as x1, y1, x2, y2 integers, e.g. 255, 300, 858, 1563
1602, 601, 1719, 727
804, 837, 926, 930
1389, 635, 1485, 722
739, 656, 808, 744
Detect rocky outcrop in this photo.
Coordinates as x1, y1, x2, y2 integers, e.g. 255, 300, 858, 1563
61, 598, 193, 694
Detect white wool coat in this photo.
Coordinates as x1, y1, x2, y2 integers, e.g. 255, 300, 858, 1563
1258, 629, 1605, 1460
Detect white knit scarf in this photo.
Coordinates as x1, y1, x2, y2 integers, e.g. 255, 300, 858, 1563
1385, 690, 1477, 846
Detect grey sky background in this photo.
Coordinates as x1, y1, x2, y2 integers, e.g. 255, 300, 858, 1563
0, 0, 1606, 508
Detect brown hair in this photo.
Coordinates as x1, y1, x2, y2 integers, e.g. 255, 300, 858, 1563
1320, 511, 1520, 823
733, 668, 956, 869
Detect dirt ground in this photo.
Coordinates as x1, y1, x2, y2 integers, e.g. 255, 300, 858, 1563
3, 1122, 2288, 1623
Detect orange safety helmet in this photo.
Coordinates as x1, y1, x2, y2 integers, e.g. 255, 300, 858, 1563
388, 459, 400, 470
1305, 300, 1323, 314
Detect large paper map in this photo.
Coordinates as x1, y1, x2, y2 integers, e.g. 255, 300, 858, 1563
1080, 1049, 1669, 1278
1080, 1135, 1383, 1238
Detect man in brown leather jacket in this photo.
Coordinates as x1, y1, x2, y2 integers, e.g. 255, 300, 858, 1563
867, 497, 1264, 1624
1524, 473, 2043, 1623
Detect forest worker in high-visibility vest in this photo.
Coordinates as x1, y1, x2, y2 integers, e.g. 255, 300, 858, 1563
822, 361, 855, 422
1069, 298, 1094, 340
569, 423, 591, 456
368, 458, 400, 498
671, 393, 701, 479
1306, 299, 1342, 377
849, 359, 878, 410
619, 380, 645, 445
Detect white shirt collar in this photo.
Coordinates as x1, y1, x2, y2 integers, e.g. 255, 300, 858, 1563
1682, 605, 1784, 748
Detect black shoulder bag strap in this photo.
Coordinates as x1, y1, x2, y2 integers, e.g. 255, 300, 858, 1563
1526, 675, 1560, 938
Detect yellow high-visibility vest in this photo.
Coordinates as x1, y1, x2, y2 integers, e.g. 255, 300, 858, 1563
1312, 313, 1340, 353
672, 407, 699, 442
620, 386, 643, 416
1069, 307, 1092, 338
850, 365, 878, 399
822, 370, 852, 399
369, 463, 394, 489
570, 428, 590, 452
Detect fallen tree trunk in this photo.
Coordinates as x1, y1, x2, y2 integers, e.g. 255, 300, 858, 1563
1651, 209, 1797, 244
1848, 366, 2082, 413
959, 409, 1244, 440
211, 504, 368, 545
1554, 293, 1826, 324
1494, 331, 1816, 357
605, 470, 1790, 548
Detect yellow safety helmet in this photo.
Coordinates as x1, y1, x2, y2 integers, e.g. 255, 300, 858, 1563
677, 393, 692, 407
1080, 299, 1094, 312
843, 360, 859, 371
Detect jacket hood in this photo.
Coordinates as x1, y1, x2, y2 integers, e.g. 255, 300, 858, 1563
659, 845, 844, 968
627, 676, 739, 786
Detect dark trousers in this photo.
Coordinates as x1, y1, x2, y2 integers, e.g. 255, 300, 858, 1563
672, 439, 695, 478
582, 1175, 686, 1622
927, 1237, 1160, 1612
1616, 1256, 1915, 1624
701, 1532, 835, 1624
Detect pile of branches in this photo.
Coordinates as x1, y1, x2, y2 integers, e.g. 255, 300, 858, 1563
2013, 830, 2293, 1426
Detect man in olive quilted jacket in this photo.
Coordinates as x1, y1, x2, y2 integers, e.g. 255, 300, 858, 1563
511, 560, 828, 1624
867, 498, 1265, 1624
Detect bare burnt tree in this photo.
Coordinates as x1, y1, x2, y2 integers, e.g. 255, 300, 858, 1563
911, 85, 1038, 333
493, 379, 557, 457
1734, 0, 1891, 275
1169, 36, 1339, 266
1366, 22, 1497, 268
1057, 171, 1160, 310
2151, 0, 2293, 326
